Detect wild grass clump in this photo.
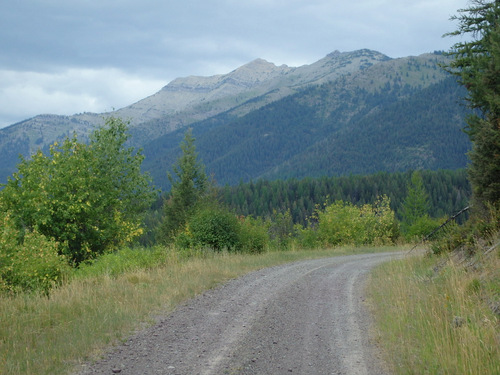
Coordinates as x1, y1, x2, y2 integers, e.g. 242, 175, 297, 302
73, 246, 169, 278
368, 247, 500, 374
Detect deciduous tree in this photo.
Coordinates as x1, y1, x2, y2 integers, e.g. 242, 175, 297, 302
0, 117, 155, 264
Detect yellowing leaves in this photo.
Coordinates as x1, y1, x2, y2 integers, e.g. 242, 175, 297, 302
0, 117, 155, 265
316, 195, 398, 247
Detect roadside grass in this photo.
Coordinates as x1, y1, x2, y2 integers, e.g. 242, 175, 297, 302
368, 248, 500, 374
0, 245, 395, 375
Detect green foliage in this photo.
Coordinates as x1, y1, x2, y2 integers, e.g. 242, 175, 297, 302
219, 170, 471, 227
467, 116, 500, 205
185, 206, 240, 251
161, 129, 209, 243
174, 206, 270, 254
404, 215, 441, 241
430, 203, 500, 255
400, 171, 432, 238
401, 171, 430, 222
0, 117, 156, 265
74, 246, 167, 279
444, 0, 500, 206
313, 196, 398, 247
237, 216, 269, 254
268, 210, 294, 250
315, 201, 357, 246
294, 223, 321, 249
0, 214, 70, 293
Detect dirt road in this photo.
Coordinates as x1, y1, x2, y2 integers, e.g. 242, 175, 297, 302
77, 252, 399, 375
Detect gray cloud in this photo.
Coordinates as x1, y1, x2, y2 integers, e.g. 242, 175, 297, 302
0, 0, 468, 127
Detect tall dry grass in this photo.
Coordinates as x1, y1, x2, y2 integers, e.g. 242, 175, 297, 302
0, 246, 391, 375
368, 250, 500, 374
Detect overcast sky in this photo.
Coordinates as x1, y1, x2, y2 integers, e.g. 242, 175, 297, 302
0, 0, 470, 128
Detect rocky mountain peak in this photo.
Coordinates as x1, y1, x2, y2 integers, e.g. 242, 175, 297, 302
164, 57, 291, 94
231, 58, 291, 77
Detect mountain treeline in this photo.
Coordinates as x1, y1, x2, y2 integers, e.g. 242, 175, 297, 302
143, 73, 471, 191
218, 169, 471, 226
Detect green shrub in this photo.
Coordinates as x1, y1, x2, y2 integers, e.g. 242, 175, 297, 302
268, 210, 294, 250
404, 215, 441, 242
316, 201, 362, 246
188, 207, 240, 251
237, 216, 269, 253
294, 223, 320, 249
0, 214, 70, 294
315, 196, 398, 247
430, 204, 500, 255
173, 229, 195, 251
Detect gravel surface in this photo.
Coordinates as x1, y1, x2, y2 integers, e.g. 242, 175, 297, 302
76, 252, 400, 375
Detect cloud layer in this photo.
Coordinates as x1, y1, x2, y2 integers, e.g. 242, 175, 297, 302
0, 0, 468, 127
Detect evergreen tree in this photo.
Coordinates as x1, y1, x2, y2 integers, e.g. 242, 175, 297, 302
160, 129, 209, 242
400, 171, 437, 239
444, 0, 500, 206
401, 171, 430, 228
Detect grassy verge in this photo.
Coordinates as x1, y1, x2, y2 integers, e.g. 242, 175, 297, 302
368, 248, 500, 374
0, 245, 394, 375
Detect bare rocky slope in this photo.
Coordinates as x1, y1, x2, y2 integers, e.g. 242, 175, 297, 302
75, 252, 401, 375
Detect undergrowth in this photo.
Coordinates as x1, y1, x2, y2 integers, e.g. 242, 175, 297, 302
369, 210, 500, 375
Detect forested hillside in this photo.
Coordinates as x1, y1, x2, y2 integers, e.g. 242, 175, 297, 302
218, 169, 471, 226
0, 51, 471, 191
262, 76, 470, 179
143, 71, 470, 190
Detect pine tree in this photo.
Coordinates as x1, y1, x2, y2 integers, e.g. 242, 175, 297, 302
400, 171, 431, 235
160, 129, 209, 242
444, 0, 500, 206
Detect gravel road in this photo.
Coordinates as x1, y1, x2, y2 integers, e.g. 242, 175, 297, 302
76, 252, 400, 375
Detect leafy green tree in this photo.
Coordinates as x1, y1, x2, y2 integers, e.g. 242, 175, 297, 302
0, 117, 155, 264
161, 129, 209, 242
444, 0, 500, 206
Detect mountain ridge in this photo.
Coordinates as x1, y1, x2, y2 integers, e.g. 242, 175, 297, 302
0, 49, 391, 172
140, 53, 470, 189
0, 49, 469, 189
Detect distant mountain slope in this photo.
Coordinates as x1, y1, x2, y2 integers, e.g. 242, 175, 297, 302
142, 53, 470, 190
0, 49, 392, 182
0, 50, 469, 190
128, 49, 391, 145
261, 76, 470, 179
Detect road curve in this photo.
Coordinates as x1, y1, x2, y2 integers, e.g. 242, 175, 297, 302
77, 252, 400, 375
